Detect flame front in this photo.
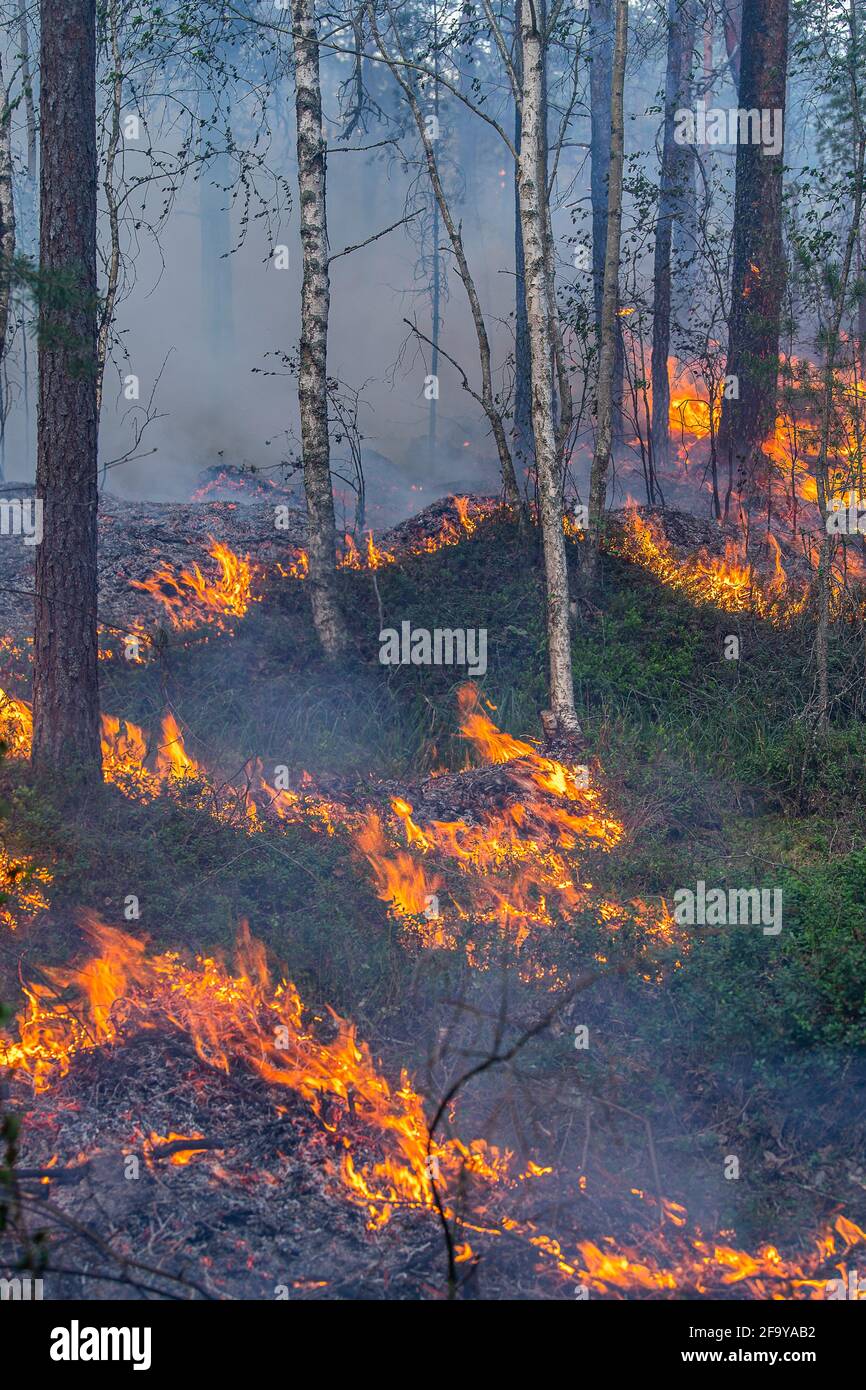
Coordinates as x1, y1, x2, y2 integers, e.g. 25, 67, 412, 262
131, 537, 258, 632
2, 916, 863, 1294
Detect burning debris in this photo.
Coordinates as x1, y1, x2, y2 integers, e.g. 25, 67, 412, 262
609, 504, 810, 622
0, 494, 863, 1303
129, 536, 259, 632
3, 915, 864, 1299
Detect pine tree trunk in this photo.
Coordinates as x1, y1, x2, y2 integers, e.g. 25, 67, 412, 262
650, 0, 697, 477
588, 0, 628, 560
717, 0, 788, 499
32, 0, 101, 780
589, 0, 624, 442
291, 0, 348, 657
517, 0, 580, 736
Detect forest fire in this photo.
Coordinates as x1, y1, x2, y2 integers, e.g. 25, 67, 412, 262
0, 847, 51, 932
0, 915, 509, 1232
612, 505, 805, 621
0, 694, 203, 805
0, 678, 672, 964
131, 537, 258, 632
282, 496, 500, 584
2, 916, 863, 1297
354, 685, 678, 961
99, 711, 202, 797
339, 531, 396, 570
0, 687, 34, 758
6, 0, 866, 1328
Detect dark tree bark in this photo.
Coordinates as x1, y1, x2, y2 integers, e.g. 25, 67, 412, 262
513, 15, 533, 474
32, 0, 102, 780
717, 0, 788, 502
650, 0, 698, 478
0, 57, 16, 378
588, 0, 628, 561
589, 0, 624, 440
723, 0, 743, 93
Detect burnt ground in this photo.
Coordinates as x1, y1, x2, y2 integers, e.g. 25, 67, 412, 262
1, 491, 865, 1300
5, 1035, 439, 1302
0, 486, 813, 655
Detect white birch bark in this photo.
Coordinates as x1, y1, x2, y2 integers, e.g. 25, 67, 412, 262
291, 0, 348, 656
517, 0, 580, 736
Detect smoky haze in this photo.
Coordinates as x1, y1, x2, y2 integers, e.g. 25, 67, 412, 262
1, 56, 531, 524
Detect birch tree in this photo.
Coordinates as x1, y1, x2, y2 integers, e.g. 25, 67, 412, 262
589, 0, 624, 439
291, 0, 349, 657
0, 52, 16, 445
366, 0, 580, 733
515, 0, 580, 734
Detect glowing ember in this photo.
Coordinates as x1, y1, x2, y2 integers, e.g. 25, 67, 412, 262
0, 847, 52, 931
0, 687, 34, 758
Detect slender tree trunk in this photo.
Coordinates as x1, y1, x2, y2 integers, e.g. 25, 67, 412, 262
517, 0, 580, 735
18, 0, 37, 179
813, 80, 865, 732
0, 57, 15, 486
200, 80, 235, 380
291, 0, 348, 656
369, 11, 520, 506
96, 0, 122, 420
513, 16, 533, 474
427, 10, 441, 467
589, 0, 624, 442
588, 0, 628, 561
650, 0, 698, 478
32, 0, 101, 780
717, 0, 789, 501
428, 186, 440, 464
17, 0, 36, 470
723, 0, 743, 93
0, 59, 16, 375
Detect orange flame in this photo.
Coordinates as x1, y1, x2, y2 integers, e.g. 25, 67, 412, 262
3, 917, 863, 1291
131, 538, 258, 632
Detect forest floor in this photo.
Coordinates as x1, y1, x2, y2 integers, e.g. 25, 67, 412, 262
1, 499, 865, 1299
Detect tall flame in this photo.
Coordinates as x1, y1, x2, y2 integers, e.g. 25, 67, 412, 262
131, 538, 257, 632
